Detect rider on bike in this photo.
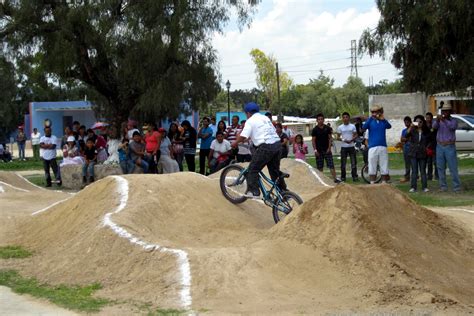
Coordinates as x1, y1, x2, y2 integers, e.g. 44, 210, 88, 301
231, 102, 287, 197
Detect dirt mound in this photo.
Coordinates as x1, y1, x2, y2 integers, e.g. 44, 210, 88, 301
273, 183, 474, 306
0, 171, 42, 192
3, 171, 474, 313
10, 173, 275, 310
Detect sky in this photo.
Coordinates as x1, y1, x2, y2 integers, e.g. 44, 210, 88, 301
212, 0, 400, 91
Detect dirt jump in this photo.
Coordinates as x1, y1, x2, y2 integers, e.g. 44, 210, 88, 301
0, 159, 473, 314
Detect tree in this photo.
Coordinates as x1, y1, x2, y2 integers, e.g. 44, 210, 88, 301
295, 72, 338, 117
359, 0, 474, 94
1, 1, 257, 125
249, 48, 293, 112
0, 56, 19, 142
334, 76, 368, 115
368, 79, 405, 95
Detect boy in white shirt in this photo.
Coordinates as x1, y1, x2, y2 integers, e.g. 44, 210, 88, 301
337, 112, 359, 182
208, 131, 231, 174
31, 127, 41, 161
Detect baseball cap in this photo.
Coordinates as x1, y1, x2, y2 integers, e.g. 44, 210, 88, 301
244, 102, 260, 113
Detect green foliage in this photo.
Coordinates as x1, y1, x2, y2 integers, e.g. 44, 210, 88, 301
278, 73, 369, 117
1, 1, 257, 125
250, 48, 293, 112
0, 270, 110, 312
359, 0, 474, 94
0, 246, 32, 259
0, 57, 19, 142
368, 79, 405, 95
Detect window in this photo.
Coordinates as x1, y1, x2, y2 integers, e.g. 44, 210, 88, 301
455, 118, 469, 130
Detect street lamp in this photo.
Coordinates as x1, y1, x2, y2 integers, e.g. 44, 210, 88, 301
226, 80, 231, 124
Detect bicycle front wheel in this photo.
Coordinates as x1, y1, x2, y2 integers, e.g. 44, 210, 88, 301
361, 164, 382, 183
219, 164, 248, 204
272, 191, 303, 223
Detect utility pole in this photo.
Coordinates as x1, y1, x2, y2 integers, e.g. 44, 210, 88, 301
350, 40, 358, 78
276, 62, 283, 122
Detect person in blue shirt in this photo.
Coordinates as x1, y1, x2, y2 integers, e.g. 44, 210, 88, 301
198, 117, 214, 175
400, 116, 412, 183
362, 105, 392, 183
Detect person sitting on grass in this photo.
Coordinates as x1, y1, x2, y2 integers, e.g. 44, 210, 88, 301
82, 138, 97, 185
129, 131, 149, 173
208, 131, 232, 174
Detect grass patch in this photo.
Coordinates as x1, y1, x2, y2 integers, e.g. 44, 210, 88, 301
0, 158, 60, 171
0, 246, 32, 259
394, 174, 474, 207
0, 270, 110, 313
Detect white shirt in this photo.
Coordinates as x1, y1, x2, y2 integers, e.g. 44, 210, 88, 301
337, 123, 356, 148
31, 132, 41, 145
210, 139, 231, 158
240, 113, 280, 146
39, 135, 58, 160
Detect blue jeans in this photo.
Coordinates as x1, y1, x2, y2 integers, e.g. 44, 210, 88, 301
410, 157, 427, 191
436, 144, 461, 191
18, 142, 25, 159
82, 161, 95, 178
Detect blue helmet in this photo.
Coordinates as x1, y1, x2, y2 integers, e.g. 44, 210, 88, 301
244, 102, 260, 113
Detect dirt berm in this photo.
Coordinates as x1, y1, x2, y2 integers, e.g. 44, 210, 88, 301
2, 167, 473, 314
274, 183, 474, 307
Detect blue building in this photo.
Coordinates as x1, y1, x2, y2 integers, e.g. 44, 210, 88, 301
215, 111, 247, 125
28, 101, 96, 137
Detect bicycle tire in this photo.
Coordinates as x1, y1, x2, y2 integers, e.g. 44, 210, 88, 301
219, 164, 248, 204
272, 191, 303, 223
361, 164, 382, 184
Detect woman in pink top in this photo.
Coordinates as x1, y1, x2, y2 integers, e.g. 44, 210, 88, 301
293, 134, 308, 161
144, 124, 161, 173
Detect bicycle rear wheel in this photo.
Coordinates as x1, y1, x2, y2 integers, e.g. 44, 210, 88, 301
219, 164, 248, 204
272, 191, 303, 223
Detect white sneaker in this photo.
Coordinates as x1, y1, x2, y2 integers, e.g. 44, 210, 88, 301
409, 188, 416, 193
423, 188, 430, 193
244, 191, 260, 199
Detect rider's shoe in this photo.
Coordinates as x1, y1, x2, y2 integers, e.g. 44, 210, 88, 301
334, 178, 342, 184
244, 191, 260, 199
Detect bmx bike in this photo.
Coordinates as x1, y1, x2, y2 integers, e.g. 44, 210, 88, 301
219, 164, 303, 223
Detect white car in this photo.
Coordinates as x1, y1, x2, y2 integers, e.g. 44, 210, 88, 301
451, 114, 474, 151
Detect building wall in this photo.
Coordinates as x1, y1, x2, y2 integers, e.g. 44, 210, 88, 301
368, 92, 428, 147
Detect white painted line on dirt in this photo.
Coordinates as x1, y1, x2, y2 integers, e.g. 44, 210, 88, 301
0, 185, 4, 193
448, 208, 474, 214
0, 181, 30, 192
294, 159, 333, 187
103, 176, 192, 310
15, 173, 75, 195
31, 197, 73, 216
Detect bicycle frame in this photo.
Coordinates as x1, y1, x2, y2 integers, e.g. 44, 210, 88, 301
233, 167, 285, 209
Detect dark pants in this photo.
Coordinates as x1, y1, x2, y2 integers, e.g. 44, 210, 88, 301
410, 157, 427, 190
185, 154, 195, 172
426, 153, 438, 180
237, 154, 252, 163
340, 147, 358, 180
43, 158, 61, 186
199, 149, 211, 175
175, 152, 184, 171
144, 152, 157, 174
247, 142, 286, 195
33, 144, 40, 160
403, 150, 411, 180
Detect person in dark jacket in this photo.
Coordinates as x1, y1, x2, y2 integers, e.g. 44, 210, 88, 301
406, 115, 431, 193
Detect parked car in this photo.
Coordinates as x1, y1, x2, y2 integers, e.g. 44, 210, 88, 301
451, 114, 474, 151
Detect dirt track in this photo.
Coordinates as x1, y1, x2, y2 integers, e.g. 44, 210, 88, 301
0, 160, 473, 314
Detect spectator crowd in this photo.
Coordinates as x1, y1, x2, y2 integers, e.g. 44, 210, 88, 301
5, 101, 462, 193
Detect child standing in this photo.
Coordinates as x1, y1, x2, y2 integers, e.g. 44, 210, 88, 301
293, 134, 308, 161
82, 138, 97, 185
118, 138, 133, 174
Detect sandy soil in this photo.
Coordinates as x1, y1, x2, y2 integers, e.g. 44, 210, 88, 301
0, 162, 473, 315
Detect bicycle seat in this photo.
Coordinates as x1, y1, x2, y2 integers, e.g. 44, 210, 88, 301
280, 172, 290, 178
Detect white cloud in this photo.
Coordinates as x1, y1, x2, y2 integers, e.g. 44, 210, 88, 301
212, 1, 400, 90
